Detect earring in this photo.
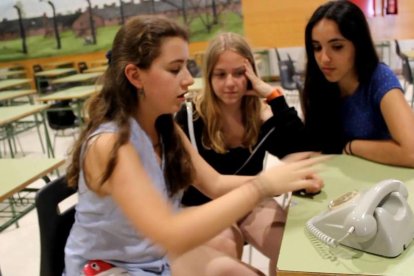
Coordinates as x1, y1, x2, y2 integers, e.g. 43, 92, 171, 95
138, 88, 145, 96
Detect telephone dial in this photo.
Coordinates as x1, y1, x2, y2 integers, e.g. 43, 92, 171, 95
306, 179, 414, 257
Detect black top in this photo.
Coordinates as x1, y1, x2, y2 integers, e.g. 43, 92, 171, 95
175, 96, 313, 205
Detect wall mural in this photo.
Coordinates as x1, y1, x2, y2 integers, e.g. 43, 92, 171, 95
0, 0, 242, 62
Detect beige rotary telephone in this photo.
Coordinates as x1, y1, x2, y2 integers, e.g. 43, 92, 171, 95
306, 179, 414, 257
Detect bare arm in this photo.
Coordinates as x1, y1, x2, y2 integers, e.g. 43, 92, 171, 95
84, 131, 323, 258
344, 89, 414, 167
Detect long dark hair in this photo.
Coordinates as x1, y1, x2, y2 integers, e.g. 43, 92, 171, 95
301, 0, 379, 152
67, 15, 195, 196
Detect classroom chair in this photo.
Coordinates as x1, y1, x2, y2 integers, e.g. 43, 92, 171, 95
33, 64, 50, 93
394, 39, 402, 58
35, 176, 76, 276
78, 61, 88, 73
275, 48, 303, 105
187, 59, 201, 77
400, 54, 414, 107
33, 64, 43, 73
275, 49, 302, 90
46, 101, 79, 151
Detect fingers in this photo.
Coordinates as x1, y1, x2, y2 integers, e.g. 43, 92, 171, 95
291, 179, 322, 193
282, 156, 328, 193
305, 185, 322, 194
243, 60, 255, 81
243, 59, 279, 99
303, 173, 324, 193
259, 155, 330, 197
270, 155, 329, 176
243, 59, 255, 73
291, 157, 327, 194
243, 60, 268, 96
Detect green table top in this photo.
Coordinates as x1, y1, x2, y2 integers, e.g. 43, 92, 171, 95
278, 155, 414, 276
0, 65, 24, 71
0, 104, 49, 126
51, 72, 102, 85
0, 158, 65, 201
84, 66, 107, 73
0, 89, 36, 102
37, 85, 102, 102
0, 70, 26, 78
35, 68, 76, 77
0, 79, 31, 91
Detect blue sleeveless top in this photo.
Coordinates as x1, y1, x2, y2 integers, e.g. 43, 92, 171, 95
64, 118, 181, 275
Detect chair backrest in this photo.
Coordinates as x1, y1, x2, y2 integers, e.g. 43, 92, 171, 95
401, 54, 414, 85
33, 64, 43, 73
187, 59, 201, 77
395, 40, 402, 58
46, 100, 78, 130
33, 64, 52, 93
36, 176, 76, 276
274, 48, 300, 90
278, 60, 297, 90
275, 48, 282, 62
286, 54, 296, 76
78, 61, 88, 73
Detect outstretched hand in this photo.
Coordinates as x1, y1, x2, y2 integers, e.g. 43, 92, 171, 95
256, 155, 329, 197
281, 152, 324, 194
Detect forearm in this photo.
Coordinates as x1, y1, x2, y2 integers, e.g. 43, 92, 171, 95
112, 162, 263, 258
165, 180, 263, 257
266, 96, 314, 155
198, 174, 254, 199
154, 155, 325, 257
346, 139, 414, 168
268, 94, 290, 115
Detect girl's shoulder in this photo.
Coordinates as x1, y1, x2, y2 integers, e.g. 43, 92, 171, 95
368, 62, 401, 88
367, 63, 402, 104
372, 63, 398, 80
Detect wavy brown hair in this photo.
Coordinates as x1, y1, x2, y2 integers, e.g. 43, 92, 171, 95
67, 15, 194, 196
195, 32, 261, 153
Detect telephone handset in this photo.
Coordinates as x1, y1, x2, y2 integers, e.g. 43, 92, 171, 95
306, 179, 414, 257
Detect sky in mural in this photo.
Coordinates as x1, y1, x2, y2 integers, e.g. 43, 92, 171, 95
1, 0, 124, 20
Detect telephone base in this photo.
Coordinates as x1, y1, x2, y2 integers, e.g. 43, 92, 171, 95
306, 179, 414, 258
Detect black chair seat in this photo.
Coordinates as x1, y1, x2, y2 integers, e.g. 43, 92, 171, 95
46, 101, 79, 130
